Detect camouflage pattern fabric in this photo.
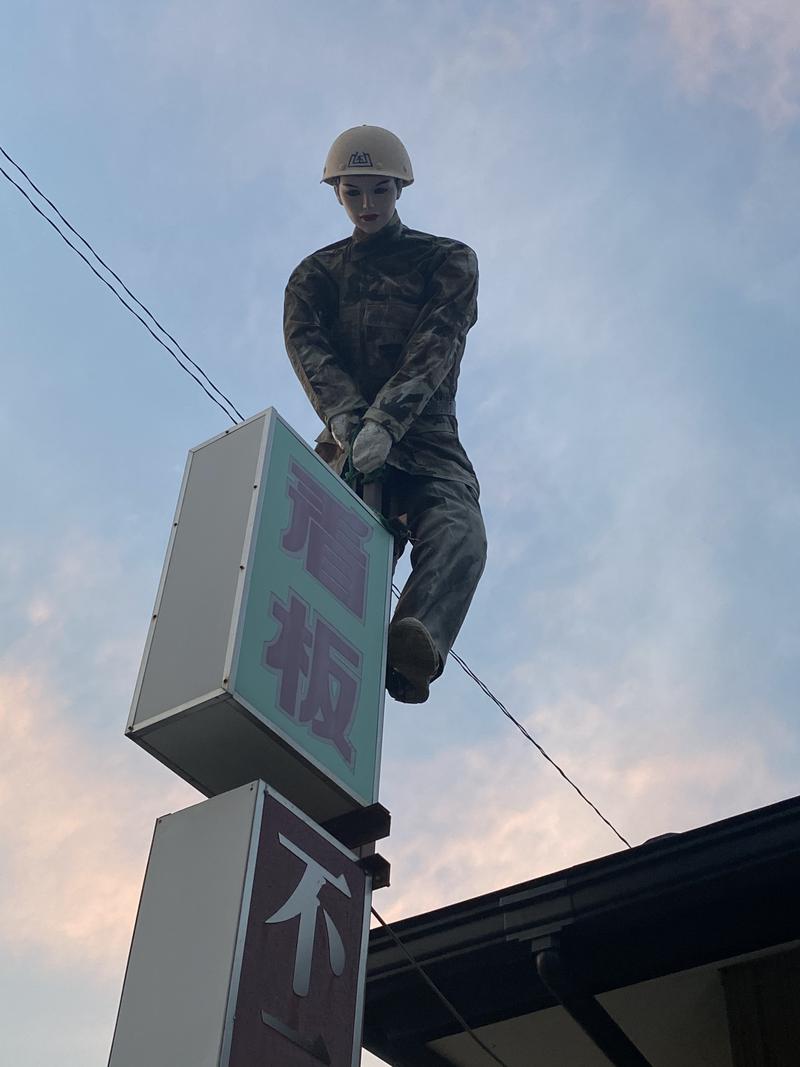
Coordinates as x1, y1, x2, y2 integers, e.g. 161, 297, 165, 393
284, 210, 487, 676
284, 211, 480, 491
385, 470, 487, 670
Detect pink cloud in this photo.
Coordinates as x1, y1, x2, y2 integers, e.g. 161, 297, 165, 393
374, 680, 792, 924
0, 670, 197, 977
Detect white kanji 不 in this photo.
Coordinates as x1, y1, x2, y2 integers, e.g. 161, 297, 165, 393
265, 833, 352, 997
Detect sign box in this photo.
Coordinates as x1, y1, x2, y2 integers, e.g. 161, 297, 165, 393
128, 409, 393, 823
108, 781, 372, 1067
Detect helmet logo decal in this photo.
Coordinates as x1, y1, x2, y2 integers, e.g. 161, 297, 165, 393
347, 151, 373, 168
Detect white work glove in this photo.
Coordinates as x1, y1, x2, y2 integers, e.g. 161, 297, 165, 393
352, 419, 393, 475
329, 412, 362, 452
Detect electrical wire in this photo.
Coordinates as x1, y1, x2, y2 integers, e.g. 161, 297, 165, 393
392, 582, 632, 850
3, 141, 635, 832
1, 144, 631, 840
2, 142, 637, 1063
450, 648, 632, 849
0, 145, 243, 424
1, 141, 630, 846
370, 905, 513, 1067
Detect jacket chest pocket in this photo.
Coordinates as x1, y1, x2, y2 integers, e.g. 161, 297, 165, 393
363, 300, 421, 377
362, 298, 419, 340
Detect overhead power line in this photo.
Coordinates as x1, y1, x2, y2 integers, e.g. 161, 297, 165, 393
371, 905, 512, 1067
449, 647, 632, 849
0, 144, 243, 424
3, 141, 633, 1062
392, 583, 632, 850
1, 142, 630, 849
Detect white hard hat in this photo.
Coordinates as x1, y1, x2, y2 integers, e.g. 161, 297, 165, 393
322, 125, 414, 186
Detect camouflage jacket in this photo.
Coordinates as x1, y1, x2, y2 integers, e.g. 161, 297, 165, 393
284, 211, 480, 490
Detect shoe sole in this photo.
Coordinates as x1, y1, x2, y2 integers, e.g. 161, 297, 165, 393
386, 667, 429, 704
388, 619, 438, 688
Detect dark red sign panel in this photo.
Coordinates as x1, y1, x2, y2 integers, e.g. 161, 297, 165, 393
229, 791, 369, 1067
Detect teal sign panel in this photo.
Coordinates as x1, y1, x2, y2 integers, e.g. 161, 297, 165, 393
233, 414, 392, 806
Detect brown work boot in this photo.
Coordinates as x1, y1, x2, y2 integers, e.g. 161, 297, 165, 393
386, 618, 439, 704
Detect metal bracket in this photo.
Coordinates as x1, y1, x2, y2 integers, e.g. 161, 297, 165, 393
322, 802, 391, 850
358, 852, 391, 890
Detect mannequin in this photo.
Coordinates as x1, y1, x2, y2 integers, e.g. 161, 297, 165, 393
284, 125, 487, 703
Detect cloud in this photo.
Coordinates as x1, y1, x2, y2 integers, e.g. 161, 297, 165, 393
0, 524, 162, 724
648, 0, 800, 125
374, 668, 791, 924
0, 669, 196, 976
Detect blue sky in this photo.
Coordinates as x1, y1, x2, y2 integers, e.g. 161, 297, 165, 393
1, 2, 799, 1064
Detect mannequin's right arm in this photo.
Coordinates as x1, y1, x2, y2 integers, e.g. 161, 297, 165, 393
283, 260, 367, 426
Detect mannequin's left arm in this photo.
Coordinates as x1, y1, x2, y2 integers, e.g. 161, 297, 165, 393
364, 244, 478, 441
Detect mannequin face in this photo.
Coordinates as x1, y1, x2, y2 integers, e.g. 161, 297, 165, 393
335, 174, 401, 234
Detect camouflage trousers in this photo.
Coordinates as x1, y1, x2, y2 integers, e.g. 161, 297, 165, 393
381, 468, 487, 675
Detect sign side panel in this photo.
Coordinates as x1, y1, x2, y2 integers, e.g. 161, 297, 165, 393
220, 783, 267, 1067
133, 417, 265, 725
225, 409, 275, 686
107, 821, 160, 1064
108, 783, 258, 1067
127, 450, 192, 732
351, 877, 374, 1066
